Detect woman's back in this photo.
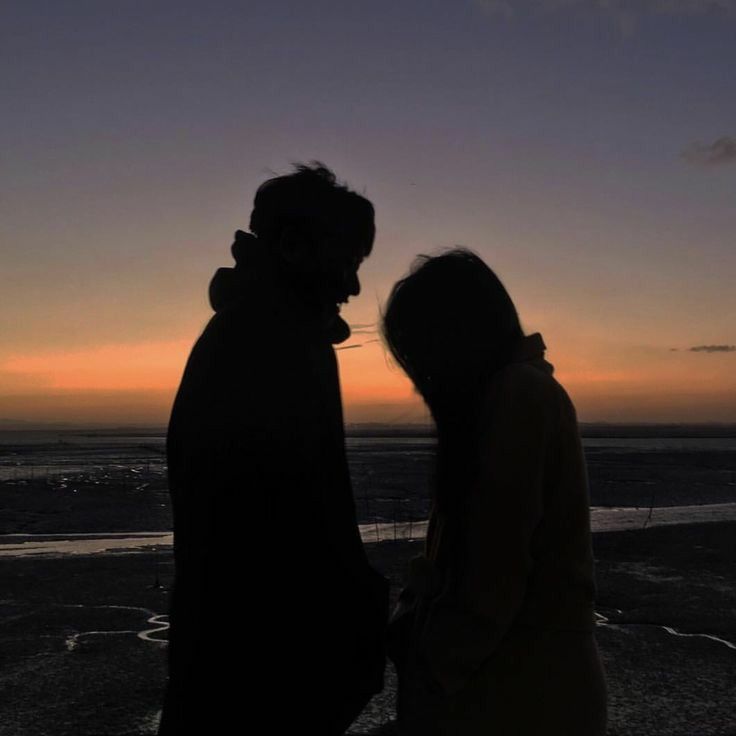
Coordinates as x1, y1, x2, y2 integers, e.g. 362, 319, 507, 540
397, 334, 607, 735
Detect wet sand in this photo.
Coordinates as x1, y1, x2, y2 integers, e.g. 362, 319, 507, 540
1, 441, 734, 734
1, 519, 735, 735
351, 521, 736, 735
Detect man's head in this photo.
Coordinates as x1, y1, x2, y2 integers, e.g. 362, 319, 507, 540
248, 163, 375, 315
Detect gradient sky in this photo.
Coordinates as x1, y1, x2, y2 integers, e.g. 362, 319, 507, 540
2, 0, 735, 426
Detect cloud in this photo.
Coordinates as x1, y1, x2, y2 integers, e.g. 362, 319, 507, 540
335, 339, 380, 352
682, 136, 736, 166
654, 0, 736, 13
349, 323, 376, 330
475, 0, 514, 17
473, 0, 736, 29
349, 322, 378, 336
689, 344, 736, 353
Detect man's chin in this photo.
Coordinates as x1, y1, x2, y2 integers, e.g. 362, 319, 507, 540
327, 312, 351, 344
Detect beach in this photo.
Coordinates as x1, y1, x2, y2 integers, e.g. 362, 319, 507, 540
1, 429, 735, 735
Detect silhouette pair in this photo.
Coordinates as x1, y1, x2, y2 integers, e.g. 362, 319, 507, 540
159, 164, 606, 735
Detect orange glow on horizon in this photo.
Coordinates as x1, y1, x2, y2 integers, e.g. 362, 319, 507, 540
1, 335, 735, 425
1, 340, 192, 392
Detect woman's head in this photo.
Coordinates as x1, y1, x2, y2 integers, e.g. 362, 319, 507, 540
382, 249, 523, 412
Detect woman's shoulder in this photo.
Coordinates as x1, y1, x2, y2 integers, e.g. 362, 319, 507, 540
499, 360, 583, 429
480, 360, 581, 435
492, 359, 561, 401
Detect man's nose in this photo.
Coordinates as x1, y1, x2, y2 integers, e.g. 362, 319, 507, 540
345, 270, 361, 297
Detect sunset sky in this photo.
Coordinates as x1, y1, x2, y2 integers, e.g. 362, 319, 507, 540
2, 0, 735, 426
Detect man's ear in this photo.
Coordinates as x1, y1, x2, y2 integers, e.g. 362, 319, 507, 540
276, 226, 316, 272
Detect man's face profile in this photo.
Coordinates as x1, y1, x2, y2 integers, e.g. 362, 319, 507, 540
251, 164, 374, 321
314, 228, 366, 309
278, 216, 371, 317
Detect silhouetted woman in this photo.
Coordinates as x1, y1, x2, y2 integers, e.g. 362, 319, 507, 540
383, 250, 607, 735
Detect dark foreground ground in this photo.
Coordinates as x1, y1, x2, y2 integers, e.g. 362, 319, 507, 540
1, 521, 735, 736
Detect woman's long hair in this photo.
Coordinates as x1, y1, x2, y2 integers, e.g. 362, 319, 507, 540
382, 249, 523, 514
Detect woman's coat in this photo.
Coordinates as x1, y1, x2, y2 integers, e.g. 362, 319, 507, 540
394, 333, 607, 736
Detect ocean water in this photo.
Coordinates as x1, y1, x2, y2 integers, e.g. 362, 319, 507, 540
583, 437, 736, 452
1, 428, 735, 519
0, 432, 166, 486
3, 427, 736, 450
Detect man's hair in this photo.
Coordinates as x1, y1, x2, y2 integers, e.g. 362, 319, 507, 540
249, 162, 375, 256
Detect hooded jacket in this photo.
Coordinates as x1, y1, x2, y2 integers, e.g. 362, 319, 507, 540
159, 238, 387, 733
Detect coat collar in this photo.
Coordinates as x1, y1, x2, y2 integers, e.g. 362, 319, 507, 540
207, 243, 351, 345
510, 333, 554, 374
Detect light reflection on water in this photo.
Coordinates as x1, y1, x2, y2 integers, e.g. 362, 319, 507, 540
6, 433, 734, 483
3, 502, 736, 556
583, 437, 736, 452
2, 433, 735, 526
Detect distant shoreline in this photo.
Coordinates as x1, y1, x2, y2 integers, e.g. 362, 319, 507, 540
3, 422, 736, 439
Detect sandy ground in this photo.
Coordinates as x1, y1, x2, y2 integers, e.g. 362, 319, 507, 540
1, 520, 735, 736
349, 521, 736, 736
2, 444, 734, 734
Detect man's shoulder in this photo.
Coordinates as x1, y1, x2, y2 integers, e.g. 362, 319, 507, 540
197, 306, 259, 345
193, 305, 310, 361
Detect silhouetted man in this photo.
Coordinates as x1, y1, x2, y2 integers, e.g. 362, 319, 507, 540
159, 164, 388, 734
